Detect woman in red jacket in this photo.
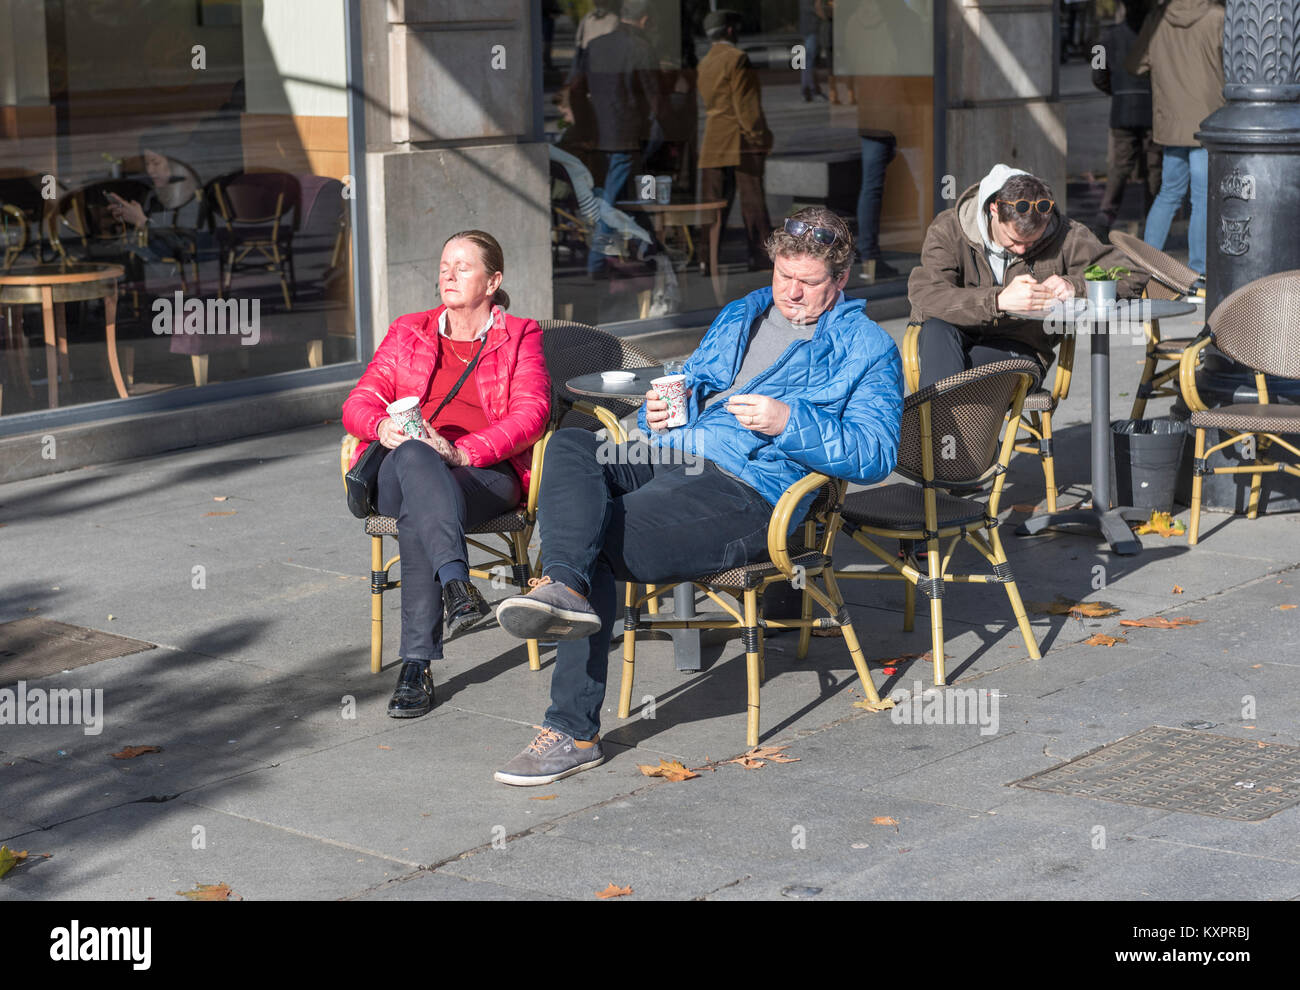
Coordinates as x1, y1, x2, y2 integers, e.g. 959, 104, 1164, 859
342, 230, 550, 718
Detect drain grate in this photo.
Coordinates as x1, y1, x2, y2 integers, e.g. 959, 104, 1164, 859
0, 618, 155, 685
1011, 725, 1300, 821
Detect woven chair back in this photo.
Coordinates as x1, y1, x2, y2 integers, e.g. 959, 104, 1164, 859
898, 360, 1041, 486
1109, 230, 1198, 294
1209, 271, 1300, 380
539, 319, 658, 427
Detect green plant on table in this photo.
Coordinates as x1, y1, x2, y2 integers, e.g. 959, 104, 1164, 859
1084, 264, 1130, 281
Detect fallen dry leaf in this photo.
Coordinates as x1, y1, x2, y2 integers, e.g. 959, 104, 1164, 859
1030, 597, 1121, 619
110, 745, 162, 760
177, 882, 241, 901
595, 883, 632, 900
1172, 585, 1184, 594
1011, 503, 1038, 513
1279, 605, 1297, 610
0, 846, 27, 879
745, 745, 799, 764
1132, 510, 1186, 538
212, 495, 230, 502
377, 745, 391, 750
852, 698, 896, 712
1084, 633, 1127, 647
728, 755, 766, 769
636, 759, 698, 782
872, 816, 899, 827
1251, 664, 1262, 669
1119, 616, 1203, 629
1264, 786, 1283, 793
529, 794, 557, 801
203, 510, 237, 517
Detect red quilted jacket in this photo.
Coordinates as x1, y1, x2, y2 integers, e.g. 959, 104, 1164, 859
342, 305, 550, 497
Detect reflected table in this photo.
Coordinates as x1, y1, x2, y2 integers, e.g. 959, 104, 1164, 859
0, 262, 126, 410
1014, 298, 1198, 554
566, 366, 703, 672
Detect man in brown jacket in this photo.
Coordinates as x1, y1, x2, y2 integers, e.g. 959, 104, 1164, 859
697, 10, 774, 271
909, 164, 1145, 388
1126, 0, 1225, 274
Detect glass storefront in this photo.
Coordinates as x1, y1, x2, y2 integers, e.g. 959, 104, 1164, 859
542, 0, 935, 327
0, 0, 356, 420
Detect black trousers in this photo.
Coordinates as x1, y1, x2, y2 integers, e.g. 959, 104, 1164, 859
916, 317, 1047, 389
376, 440, 519, 661
536, 430, 774, 740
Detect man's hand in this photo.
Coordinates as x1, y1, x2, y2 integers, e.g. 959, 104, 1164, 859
997, 274, 1056, 313
645, 386, 691, 432
377, 417, 408, 449
726, 394, 790, 436
1039, 274, 1076, 303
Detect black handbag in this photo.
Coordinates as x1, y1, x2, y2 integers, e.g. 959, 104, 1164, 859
344, 338, 486, 518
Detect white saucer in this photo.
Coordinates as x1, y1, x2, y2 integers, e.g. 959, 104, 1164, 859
601, 371, 636, 384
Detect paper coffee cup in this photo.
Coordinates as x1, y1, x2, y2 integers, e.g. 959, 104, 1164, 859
386, 396, 428, 438
651, 374, 688, 428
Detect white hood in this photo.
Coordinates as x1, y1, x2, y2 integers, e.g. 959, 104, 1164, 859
976, 163, 1029, 284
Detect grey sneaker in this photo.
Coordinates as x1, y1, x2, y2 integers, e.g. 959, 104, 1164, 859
494, 727, 605, 786
495, 576, 601, 641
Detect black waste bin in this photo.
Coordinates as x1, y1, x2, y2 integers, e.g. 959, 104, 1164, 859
1110, 417, 1193, 513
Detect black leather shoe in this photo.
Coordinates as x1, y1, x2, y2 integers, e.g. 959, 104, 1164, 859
444, 579, 490, 640
387, 660, 435, 718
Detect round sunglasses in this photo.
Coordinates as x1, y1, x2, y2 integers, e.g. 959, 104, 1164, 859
783, 218, 839, 246
998, 198, 1055, 216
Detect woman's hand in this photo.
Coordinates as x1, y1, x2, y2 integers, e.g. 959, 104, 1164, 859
106, 191, 147, 230
420, 427, 470, 467
377, 417, 408, 449
725, 394, 790, 436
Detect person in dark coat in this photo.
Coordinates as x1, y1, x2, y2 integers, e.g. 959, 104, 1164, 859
1091, 1, 1161, 239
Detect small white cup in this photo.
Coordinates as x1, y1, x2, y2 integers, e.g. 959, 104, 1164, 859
651, 374, 688, 428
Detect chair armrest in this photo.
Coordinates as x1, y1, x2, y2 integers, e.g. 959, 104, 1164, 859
767, 471, 835, 578
1178, 335, 1212, 413
571, 399, 627, 442
340, 434, 359, 489
524, 427, 550, 519
902, 322, 922, 394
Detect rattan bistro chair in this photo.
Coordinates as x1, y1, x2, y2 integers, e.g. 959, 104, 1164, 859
1179, 271, 1300, 545
1109, 230, 1206, 419
834, 361, 1043, 686
902, 323, 1075, 513
617, 473, 892, 748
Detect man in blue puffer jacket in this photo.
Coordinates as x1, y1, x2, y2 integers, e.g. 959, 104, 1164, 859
494, 207, 902, 786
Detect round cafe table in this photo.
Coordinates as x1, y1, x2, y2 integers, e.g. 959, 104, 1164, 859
1014, 297, 1197, 555
565, 365, 704, 673
0, 262, 126, 409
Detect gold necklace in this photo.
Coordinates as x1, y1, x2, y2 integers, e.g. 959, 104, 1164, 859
445, 335, 476, 365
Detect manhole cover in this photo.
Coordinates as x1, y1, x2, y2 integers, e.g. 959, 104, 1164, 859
0, 618, 155, 685
1010, 725, 1300, 821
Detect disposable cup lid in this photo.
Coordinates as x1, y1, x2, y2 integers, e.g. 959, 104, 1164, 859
651, 374, 686, 387
386, 396, 421, 415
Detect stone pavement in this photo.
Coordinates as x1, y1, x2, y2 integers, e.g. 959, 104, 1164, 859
3, 309, 1299, 901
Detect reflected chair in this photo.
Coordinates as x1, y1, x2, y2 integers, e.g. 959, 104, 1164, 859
834, 360, 1043, 686
208, 169, 299, 309
902, 321, 1076, 512
1109, 230, 1206, 418
617, 473, 892, 747
1179, 271, 1300, 545
0, 171, 50, 265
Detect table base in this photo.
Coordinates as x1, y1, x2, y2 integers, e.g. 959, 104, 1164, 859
1016, 504, 1148, 556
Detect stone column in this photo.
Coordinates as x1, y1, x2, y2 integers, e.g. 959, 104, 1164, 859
361, 0, 551, 350
944, 1, 1066, 207
1197, 0, 1300, 312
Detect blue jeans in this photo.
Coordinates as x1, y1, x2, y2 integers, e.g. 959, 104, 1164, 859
1143, 146, 1208, 274
588, 151, 636, 274
801, 32, 819, 95
536, 430, 774, 740
856, 136, 895, 260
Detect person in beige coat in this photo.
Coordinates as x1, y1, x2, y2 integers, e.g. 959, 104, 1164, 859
697, 10, 774, 270
1127, 0, 1226, 273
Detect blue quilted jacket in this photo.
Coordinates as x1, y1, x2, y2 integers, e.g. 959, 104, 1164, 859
637, 287, 902, 528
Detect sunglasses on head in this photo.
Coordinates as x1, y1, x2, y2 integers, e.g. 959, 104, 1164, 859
998, 198, 1055, 216
784, 217, 839, 246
